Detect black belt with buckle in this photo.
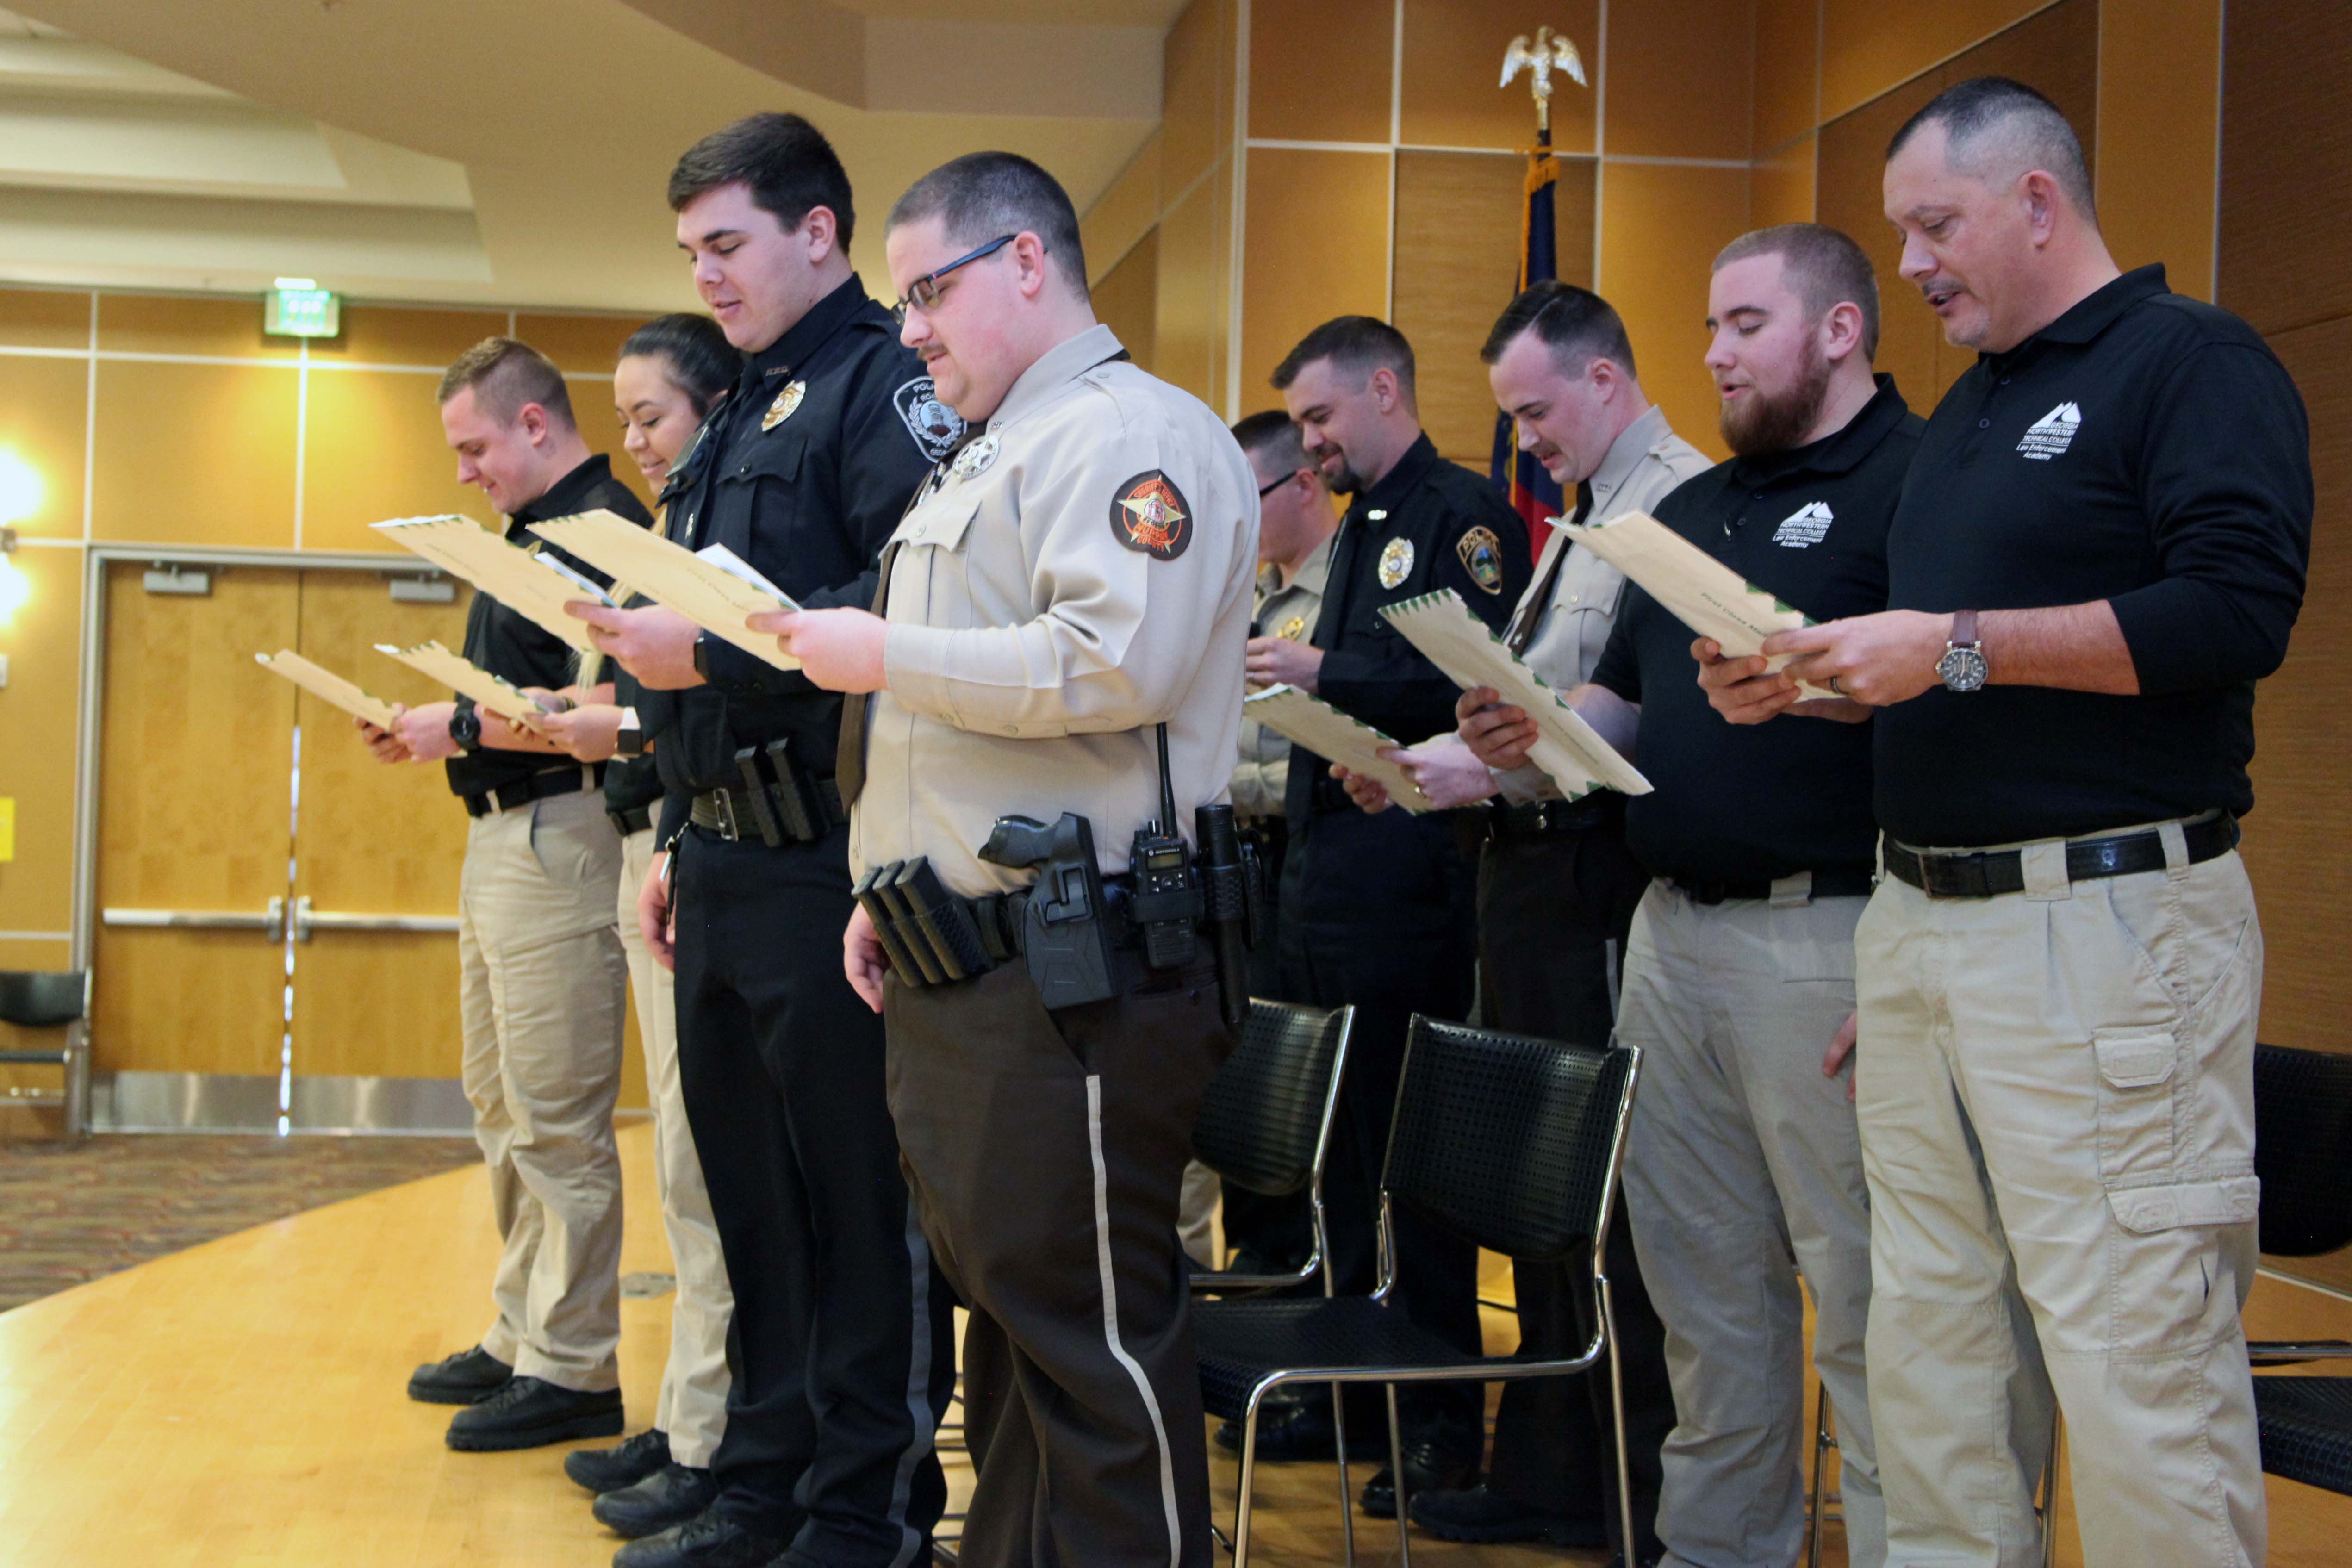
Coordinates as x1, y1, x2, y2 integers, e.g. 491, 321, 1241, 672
464, 764, 603, 819
1885, 813, 2238, 900
607, 803, 654, 836
1670, 868, 1877, 905
1489, 793, 1623, 840
691, 776, 846, 845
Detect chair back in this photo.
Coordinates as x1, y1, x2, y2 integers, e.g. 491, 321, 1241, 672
0, 971, 88, 1029
2254, 1041, 2352, 1257
1193, 1000, 1353, 1197
1379, 1015, 1637, 1263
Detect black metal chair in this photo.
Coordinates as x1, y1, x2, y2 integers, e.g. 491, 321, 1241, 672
1189, 998, 1355, 1297
0, 969, 90, 1138
2248, 1041, 2352, 1497
1192, 1014, 1642, 1567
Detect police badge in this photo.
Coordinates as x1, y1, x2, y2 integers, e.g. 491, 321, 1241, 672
952, 432, 1001, 479
893, 377, 965, 461
1377, 536, 1414, 589
1278, 615, 1307, 641
761, 380, 805, 431
1456, 526, 1506, 593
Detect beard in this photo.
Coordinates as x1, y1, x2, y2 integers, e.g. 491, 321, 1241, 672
1719, 336, 1832, 457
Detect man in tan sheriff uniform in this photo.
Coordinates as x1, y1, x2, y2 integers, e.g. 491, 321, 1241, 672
756, 152, 1257, 1568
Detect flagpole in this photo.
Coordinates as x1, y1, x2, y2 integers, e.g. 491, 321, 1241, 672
1493, 27, 1588, 560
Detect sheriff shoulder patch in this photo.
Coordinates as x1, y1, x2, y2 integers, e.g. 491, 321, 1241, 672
1456, 526, 1506, 593
893, 377, 964, 461
1110, 470, 1192, 560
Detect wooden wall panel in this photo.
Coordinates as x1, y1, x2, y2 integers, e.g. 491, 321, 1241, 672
0, 355, 89, 541
1398, 0, 1600, 155
2218, 0, 2350, 337
1952, 0, 2099, 164
1248, 0, 1390, 146
90, 361, 299, 548
1239, 149, 1392, 407
1392, 152, 1595, 464
1156, 169, 1229, 410
1599, 162, 1751, 461
513, 311, 643, 376
1164, 0, 1234, 196
1754, 0, 1822, 153
1753, 134, 1818, 228
1092, 228, 1161, 376
300, 370, 479, 556
0, 544, 85, 938
1081, 133, 1163, 288
316, 305, 509, 369
2240, 314, 2351, 1052
1819, 0, 2047, 122
1605, 0, 1756, 160
0, 287, 88, 351
95, 293, 294, 360
2096, 0, 2221, 300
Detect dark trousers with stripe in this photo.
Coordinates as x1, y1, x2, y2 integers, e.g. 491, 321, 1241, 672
885, 951, 1234, 1568
673, 825, 955, 1567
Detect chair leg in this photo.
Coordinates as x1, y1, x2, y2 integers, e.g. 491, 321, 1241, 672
63, 1020, 88, 1140
1602, 1275, 1636, 1568
1809, 1380, 1834, 1568
1330, 1383, 1355, 1567
1234, 1383, 1268, 1568
1384, 1383, 1412, 1568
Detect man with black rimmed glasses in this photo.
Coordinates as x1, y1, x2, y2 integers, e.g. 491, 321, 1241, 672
567, 112, 959, 1568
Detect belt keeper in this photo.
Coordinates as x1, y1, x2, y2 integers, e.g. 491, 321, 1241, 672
2021, 839, 2072, 901
2157, 820, 2191, 878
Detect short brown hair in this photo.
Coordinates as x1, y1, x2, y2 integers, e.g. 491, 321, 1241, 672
1271, 315, 1416, 405
437, 337, 575, 429
669, 113, 856, 249
1711, 224, 1882, 361
1481, 281, 1637, 380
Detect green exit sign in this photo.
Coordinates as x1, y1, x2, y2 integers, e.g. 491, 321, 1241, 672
264, 278, 340, 338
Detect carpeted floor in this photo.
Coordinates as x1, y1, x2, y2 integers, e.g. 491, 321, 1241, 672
0, 1133, 479, 1312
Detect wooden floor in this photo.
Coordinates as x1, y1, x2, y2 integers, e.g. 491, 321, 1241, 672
3, 1125, 2350, 1567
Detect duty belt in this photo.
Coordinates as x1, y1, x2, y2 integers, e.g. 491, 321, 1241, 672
464, 764, 602, 819
1489, 793, 1623, 839
855, 860, 1140, 989
608, 803, 654, 836
1669, 868, 1877, 905
1885, 813, 2238, 900
688, 737, 844, 847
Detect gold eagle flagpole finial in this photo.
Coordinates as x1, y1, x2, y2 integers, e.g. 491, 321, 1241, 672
1500, 26, 1587, 136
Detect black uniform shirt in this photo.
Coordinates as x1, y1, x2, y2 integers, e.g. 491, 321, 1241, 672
1591, 376, 1922, 885
604, 419, 728, 821
1873, 265, 2312, 847
1284, 433, 1532, 819
446, 452, 652, 800
647, 276, 953, 842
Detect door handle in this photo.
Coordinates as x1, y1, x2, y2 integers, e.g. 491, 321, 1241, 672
287, 895, 460, 942
104, 896, 287, 941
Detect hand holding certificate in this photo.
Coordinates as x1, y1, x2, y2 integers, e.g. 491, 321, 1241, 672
1563, 511, 1834, 699
372, 514, 614, 654
1241, 685, 1431, 814
255, 650, 398, 729
1377, 589, 1651, 798
525, 510, 803, 672
373, 640, 554, 734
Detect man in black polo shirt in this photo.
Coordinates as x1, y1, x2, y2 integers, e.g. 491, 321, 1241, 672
1738, 81, 2310, 1566
1263, 315, 1531, 1510
1479, 225, 1917, 1568
368, 337, 643, 1454
572, 115, 958, 1568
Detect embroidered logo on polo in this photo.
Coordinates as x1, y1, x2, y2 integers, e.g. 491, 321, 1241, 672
2017, 402, 2082, 460
1456, 526, 1506, 593
893, 377, 965, 461
1110, 470, 1191, 560
1773, 501, 1834, 547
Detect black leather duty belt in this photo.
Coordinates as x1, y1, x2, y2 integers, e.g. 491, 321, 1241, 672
464, 765, 602, 819
1669, 868, 1877, 905
690, 775, 845, 846
607, 803, 654, 836
1488, 793, 1623, 839
859, 869, 1140, 988
1885, 813, 2238, 900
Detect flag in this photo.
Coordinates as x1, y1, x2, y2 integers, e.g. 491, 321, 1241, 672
1490, 141, 1566, 564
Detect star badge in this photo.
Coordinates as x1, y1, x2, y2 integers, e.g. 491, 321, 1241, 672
1109, 470, 1193, 561
952, 433, 1001, 479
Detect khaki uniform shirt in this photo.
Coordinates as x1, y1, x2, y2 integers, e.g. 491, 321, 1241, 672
1494, 403, 1711, 803
1231, 530, 1334, 820
849, 324, 1261, 897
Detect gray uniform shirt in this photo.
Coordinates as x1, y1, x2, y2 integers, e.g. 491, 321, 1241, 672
1231, 529, 1334, 820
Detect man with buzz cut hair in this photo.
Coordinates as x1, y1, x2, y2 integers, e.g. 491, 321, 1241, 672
1738, 78, 2311, 1567
366, 336, 645, 1456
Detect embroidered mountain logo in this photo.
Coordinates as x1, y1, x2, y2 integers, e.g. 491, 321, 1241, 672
1772, 500, 1834, 547
2017, 401, 2082, 460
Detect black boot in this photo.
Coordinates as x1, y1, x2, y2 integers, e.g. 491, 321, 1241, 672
1408, 1482, 1609, 1547
445, 1376, 623, 1452
611, 1508, 792, 1568
566, 1428, 672, 1494
593, 1466, 721, 1540
1357, 1440, 1479, 1519
407, 1345, 513, 1405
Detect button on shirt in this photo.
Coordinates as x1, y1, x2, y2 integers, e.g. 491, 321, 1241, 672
1873, 265, 2312, 847
446, 452, 652, 800
848, 324, 1261, 897
649, 276, 950, 843
1491, 404, 1711, 804
1285, 434, 1533, 820
1590, 376, 1923, 884
1233, 531, 1334, 819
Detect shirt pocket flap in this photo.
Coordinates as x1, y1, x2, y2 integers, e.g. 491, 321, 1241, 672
728, 431, 804, 485
900, 498, 978, 554
2106, 1175, 2259, 1233
1554, 548, 1626, 616
2094, 1028, 2178, 1089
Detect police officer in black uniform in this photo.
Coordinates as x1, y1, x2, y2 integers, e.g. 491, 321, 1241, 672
574, 113, 959, 1568
1255, 316, 1532, 1509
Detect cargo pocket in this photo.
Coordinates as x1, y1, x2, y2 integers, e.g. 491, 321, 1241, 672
2105, 1175, 2259, 1234
2093, 1027, 2179, 1182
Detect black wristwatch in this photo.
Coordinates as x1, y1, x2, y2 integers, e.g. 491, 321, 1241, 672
613, 706, 644, 759
1936, 608, 1988, 693
448, 705, 484, 752
691, 632, 712, 683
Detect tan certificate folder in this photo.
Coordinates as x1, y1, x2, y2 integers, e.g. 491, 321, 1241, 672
1241, 685, 1430, 814
373, 641, 554, 734
525, 510, 803, 672
1564, 511, 1834, 699
255, 649, 398, 729
372, 514, 613, 654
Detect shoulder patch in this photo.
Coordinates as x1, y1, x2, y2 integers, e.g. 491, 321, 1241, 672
1456, 526, 1506, 593
893, 377, 965, 461
1109, 470, 1192, 561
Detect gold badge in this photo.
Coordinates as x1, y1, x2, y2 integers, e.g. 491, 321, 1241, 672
951, 432, 1001, 479
1377, 536, 1414, 589
1279, 615, 1307, 641
1456, 526, 1506, 594
761, 380, 805, 431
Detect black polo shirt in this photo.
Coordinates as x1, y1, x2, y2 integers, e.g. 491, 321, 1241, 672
1591, 376, 1922, 885
646, 276, 952, 843
1284, 433, 1532, 819
446, 452, 652, 801
1873, 266, 2312, 847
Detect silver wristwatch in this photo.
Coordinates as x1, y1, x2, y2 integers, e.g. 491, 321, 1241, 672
1936, 608, 1988, 693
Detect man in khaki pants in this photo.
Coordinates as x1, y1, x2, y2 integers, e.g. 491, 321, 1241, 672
363, 338, 644, 1451
1745, 80, 2312, 1565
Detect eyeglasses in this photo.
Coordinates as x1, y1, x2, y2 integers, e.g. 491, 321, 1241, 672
1257, 473, 1293, 498
890, 234, 1018, 325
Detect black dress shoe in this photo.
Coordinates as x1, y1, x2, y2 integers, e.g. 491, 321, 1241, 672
611, 1509, 791, 1568
567, 1428, 673, 1494
408, 1345, 514, 1405
1213, 1395, 1387, 1462
1357, 1441, 1479, 1519
446, 1375, 624, 1451
1407, 1482, 1609, 1547
593, 1465, 721, 1540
